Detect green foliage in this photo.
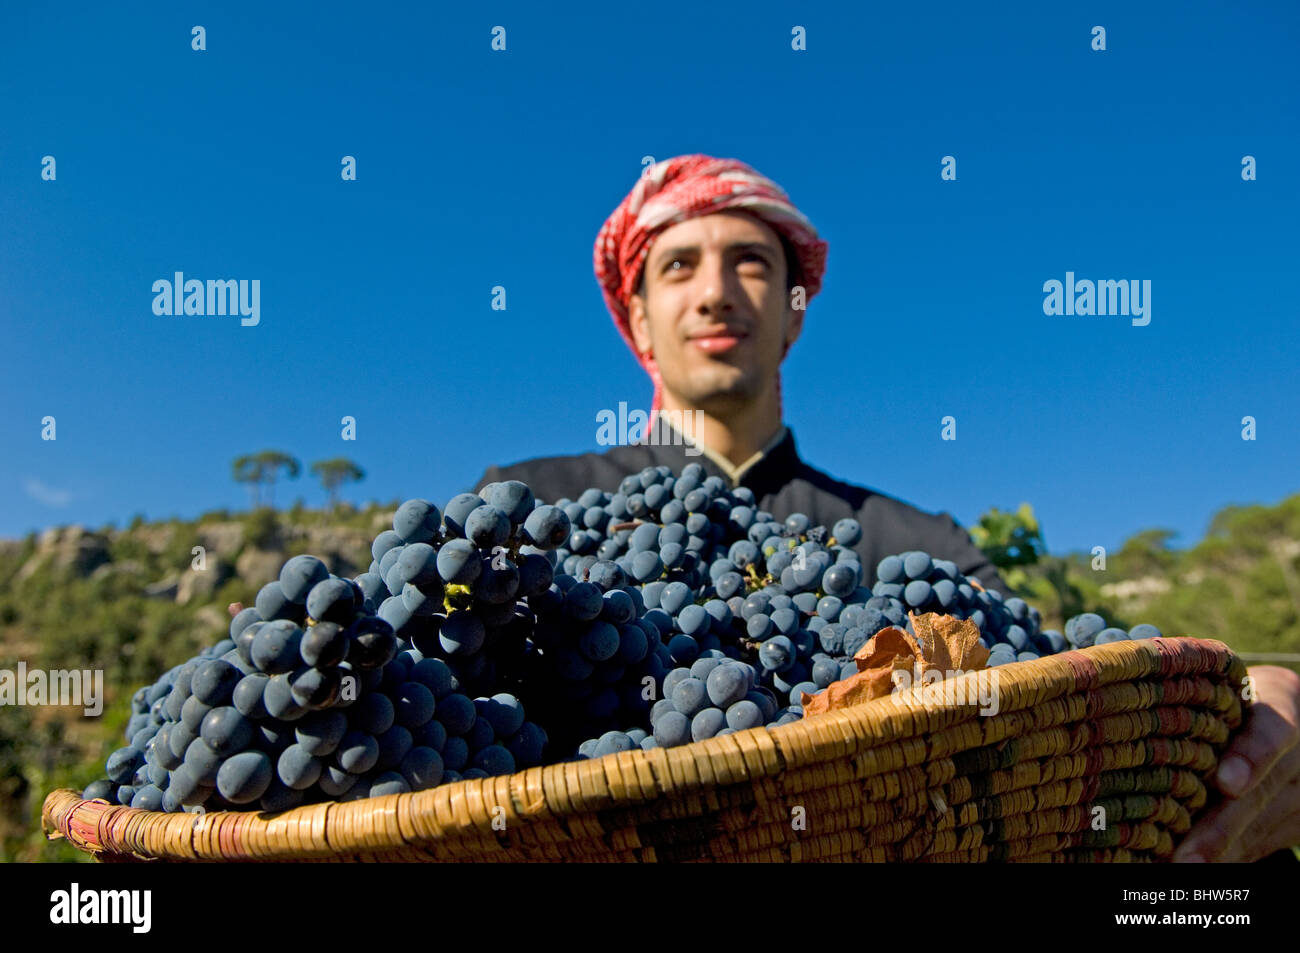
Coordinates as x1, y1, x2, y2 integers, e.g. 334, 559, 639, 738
970, 503, 1046, 570
162, 526, 201, 571
232, 450, 301, 510
310, 458, 366, 509
986, 494, 1300, 659
1115, 528, 1179, 577
242, 507, 280, 549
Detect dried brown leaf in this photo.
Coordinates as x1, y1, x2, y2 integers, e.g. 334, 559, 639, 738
801, 613, 991, 717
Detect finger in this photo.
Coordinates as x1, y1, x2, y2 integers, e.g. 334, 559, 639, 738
1216, 668, 1300, 798
1173, 790, 1259, 862
228, 602, 244, 618
1175, 748, 1297, 862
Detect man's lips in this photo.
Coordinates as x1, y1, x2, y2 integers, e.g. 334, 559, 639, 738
687, 328, 748, 354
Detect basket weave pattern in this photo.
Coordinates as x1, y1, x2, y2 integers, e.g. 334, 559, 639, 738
43, 637, 1246, 862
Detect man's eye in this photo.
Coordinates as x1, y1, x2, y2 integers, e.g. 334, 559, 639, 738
664, 254, 766, 273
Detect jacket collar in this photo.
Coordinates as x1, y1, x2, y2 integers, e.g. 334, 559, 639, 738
645, 413, 801, 494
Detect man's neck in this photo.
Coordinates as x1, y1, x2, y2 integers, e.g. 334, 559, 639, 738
657, 393, 783, 468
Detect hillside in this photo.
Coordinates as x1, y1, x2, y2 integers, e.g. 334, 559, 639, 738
0, 502, 393, 862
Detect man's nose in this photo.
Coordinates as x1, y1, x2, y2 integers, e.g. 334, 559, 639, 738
696, 254, 735, 314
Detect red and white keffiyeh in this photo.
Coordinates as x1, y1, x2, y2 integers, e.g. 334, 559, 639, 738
593, 155, 829, 414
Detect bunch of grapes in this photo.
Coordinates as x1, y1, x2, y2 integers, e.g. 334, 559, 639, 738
84, 488, 564, 813
87, 464, 1169, 809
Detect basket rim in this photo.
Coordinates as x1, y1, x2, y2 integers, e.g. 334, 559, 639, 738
43, 636, 1244, 862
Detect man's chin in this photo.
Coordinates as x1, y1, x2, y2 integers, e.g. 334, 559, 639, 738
670, 379, 759, 415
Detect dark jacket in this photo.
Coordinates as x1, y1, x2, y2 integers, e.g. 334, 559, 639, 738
469, 417, 1011, 596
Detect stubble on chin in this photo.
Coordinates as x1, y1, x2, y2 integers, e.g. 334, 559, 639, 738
672, 364, 762, 415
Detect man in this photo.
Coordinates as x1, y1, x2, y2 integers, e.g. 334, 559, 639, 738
471, 154, 1012, 595
466, 153, 1300, 863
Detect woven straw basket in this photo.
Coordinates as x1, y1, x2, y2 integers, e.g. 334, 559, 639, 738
43, 636, 1245, 862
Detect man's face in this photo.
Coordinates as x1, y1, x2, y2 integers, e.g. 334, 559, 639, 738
628, 211, 802, 414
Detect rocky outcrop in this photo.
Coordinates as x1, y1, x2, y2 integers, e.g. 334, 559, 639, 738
9, 518, 374, 605
192, 605, 230, 644
90, 559, 145, 582
196, 523, 245, 561
1099, 576, 1172, 601
176, 558, 235, 605
143, 576, 180, 600
15, 526, 111, 582
131, 524, 177, 555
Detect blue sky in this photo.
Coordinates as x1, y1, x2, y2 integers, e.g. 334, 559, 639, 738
2, 1, 1297, 556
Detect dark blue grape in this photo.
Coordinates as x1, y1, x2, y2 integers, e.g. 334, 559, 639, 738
215, 751, 272, 804
903, 580, 933, 609
875, 556, 905, 585
725, 700, 764, 731
394, 682, 436, 728
1065, 612, 1106, 647
442, 493, 484, 538
394, 499, 442, 545
255, 581, 298, 622
105, 746, 144, 785
350, 692, 395, 735
670, 677, 709, 717
335, 731, 380, 774
130, 785, 165, 811
652, 710, 690, 747
346, 616, 397, 670
435, 693, 476, 735
400, 746, 445, 789
409, 657, 455, 699
487, 481, 534, 525
280, 555, 330, 604
811, 657, 840, 688
277, 743, 322, 790
705, 663, 749, 709
691, 707, 727, 741
465, 505, 511, 549
316, 764, 357, 798
199, 706, 253, 756
830, 518, 862, 546
190, 659, 241, 706
746, 613, 774, 642
376, 724, 415, 770
666, 634, 700, 666
371, 530, 404, 564
441, 736, 470, 772
675, 604, 709, 638
299, 621, 348, 669
290, 666, 342, 709
758, 636, 796, 672
183, 738, 223, 786
263, 673, 307, 721
250, 621, 303, 675
296, 710, 347, 757
517, 505, 572, 553
229, 607, 261, 642
306, 577, 356, 625
439, 611, 486, 656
